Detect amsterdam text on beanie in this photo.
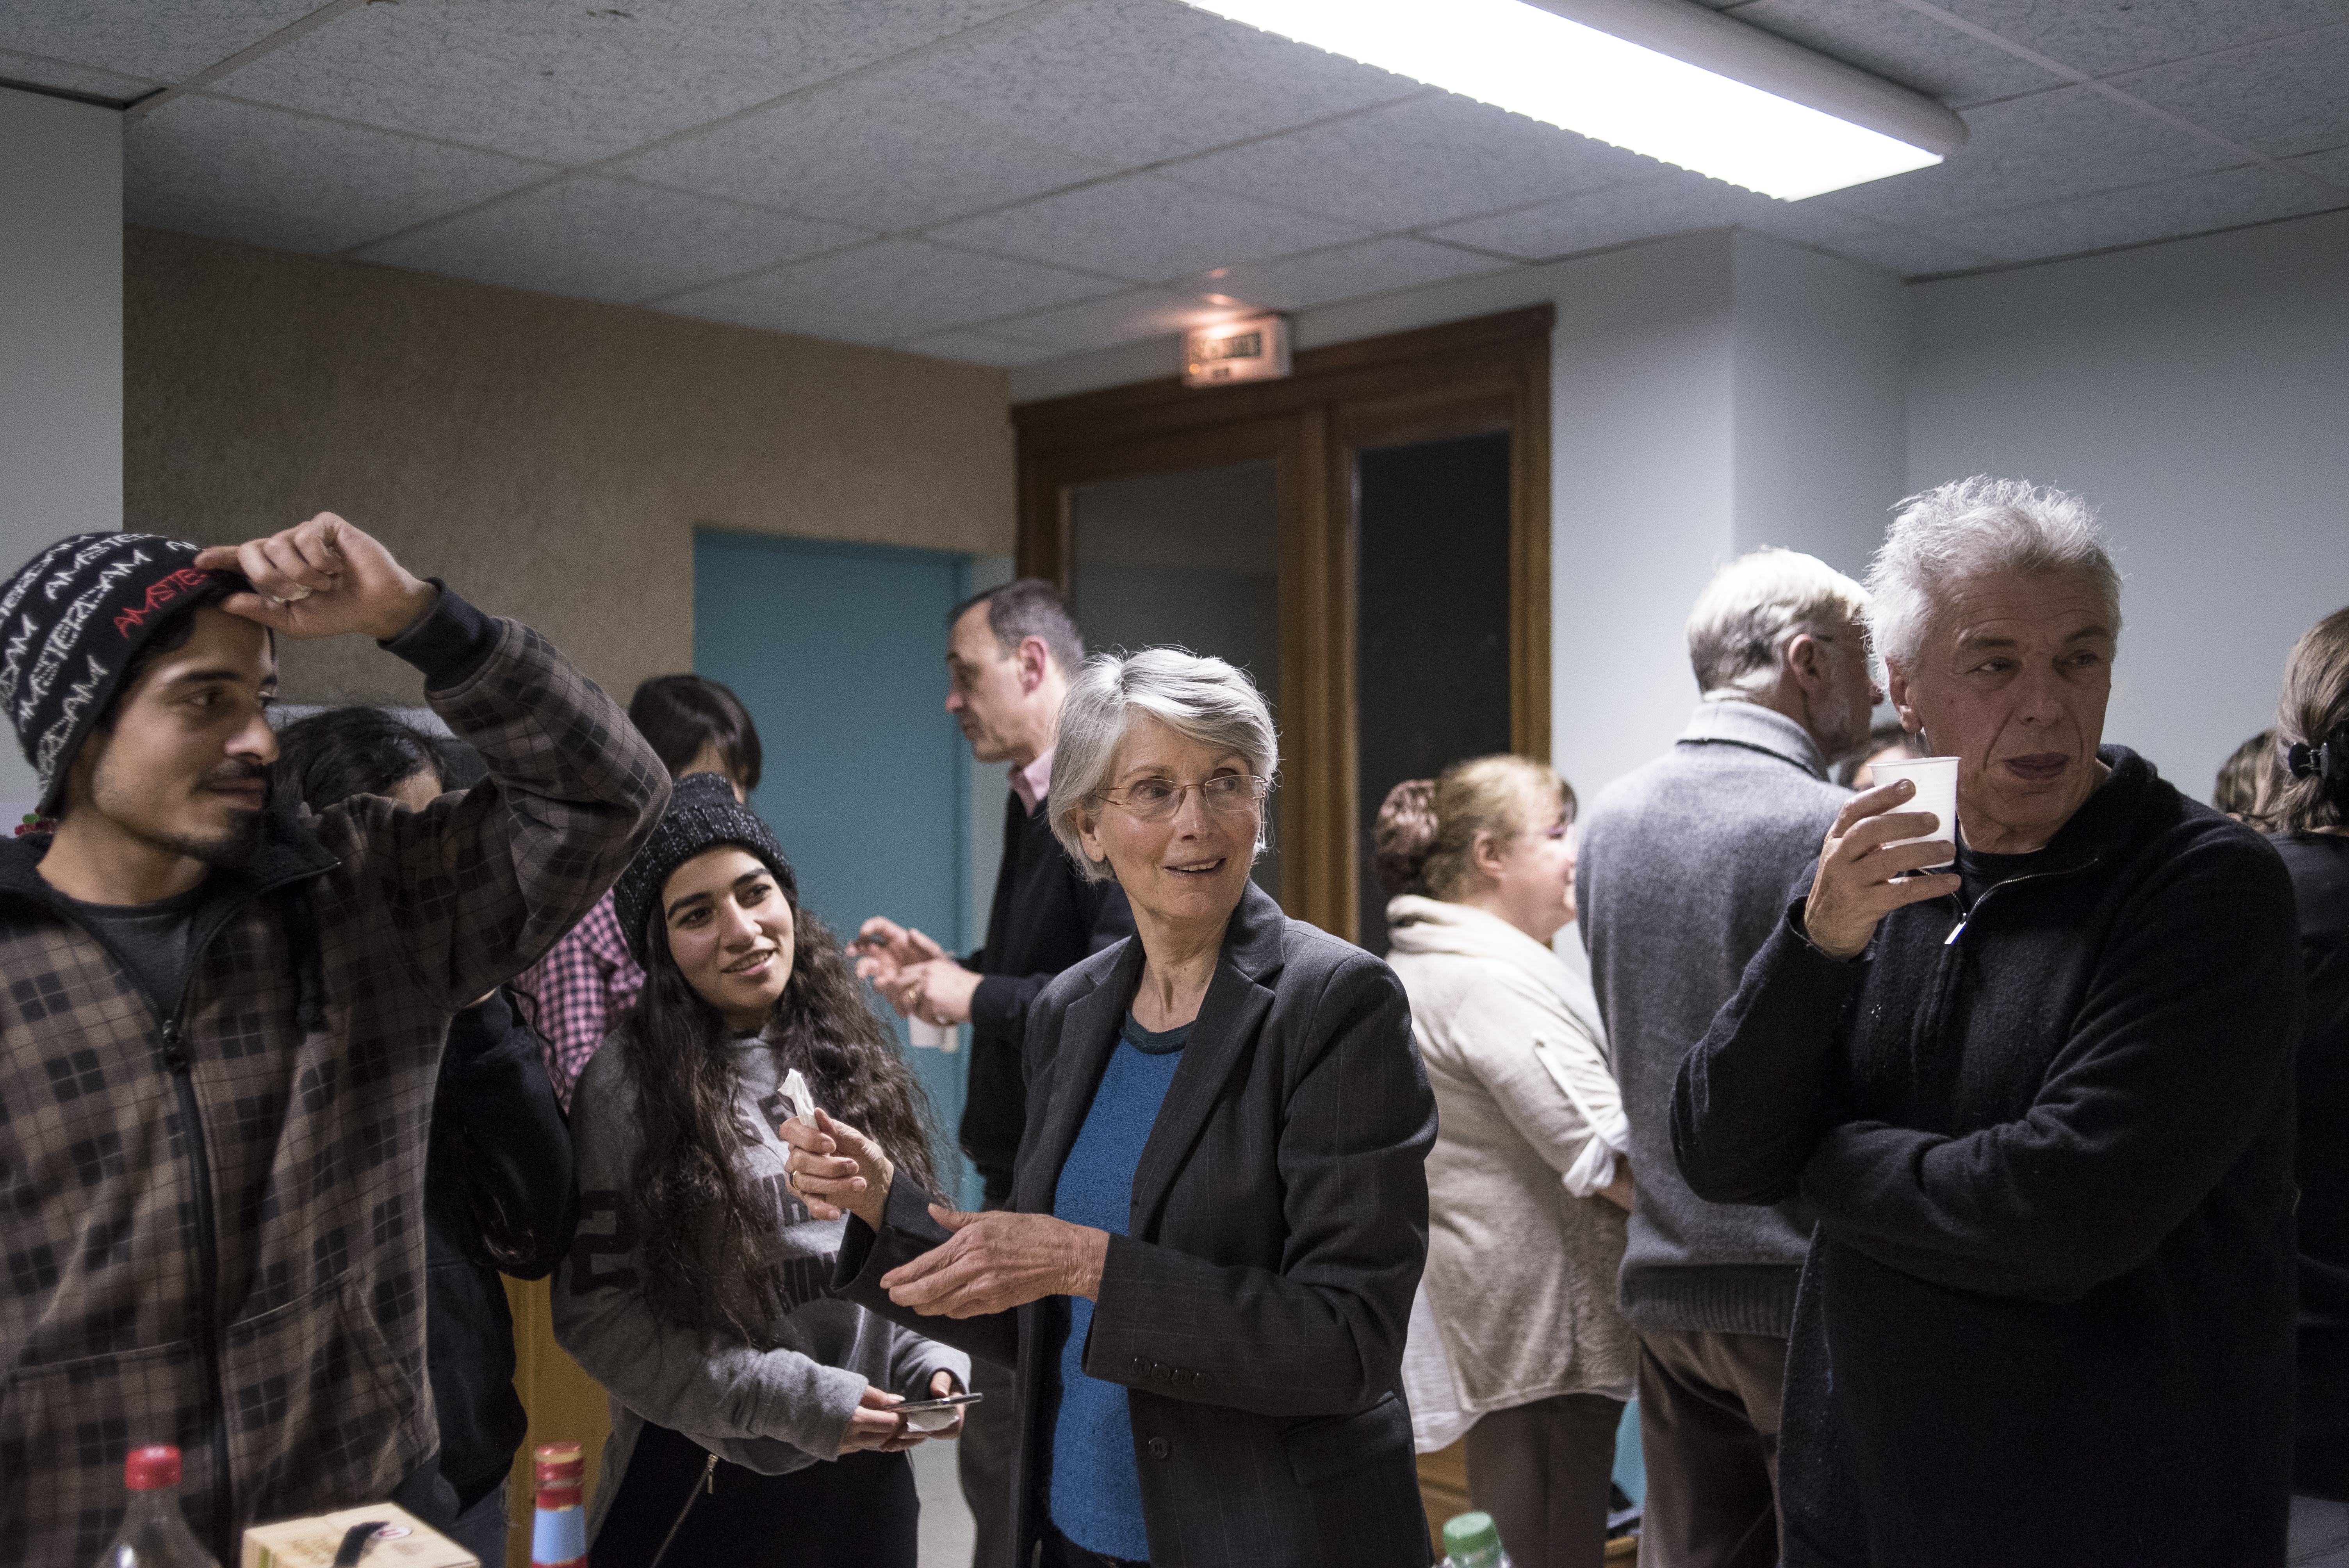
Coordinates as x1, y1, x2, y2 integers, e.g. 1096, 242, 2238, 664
0, 533, 242, 814
611, 771, 797, 969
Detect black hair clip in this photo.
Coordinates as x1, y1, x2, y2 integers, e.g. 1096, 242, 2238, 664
2287, 728, 2349, 785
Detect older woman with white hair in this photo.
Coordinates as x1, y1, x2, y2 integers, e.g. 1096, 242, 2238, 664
1674, 478, 2303, 1568
782, 648, 1438, 1568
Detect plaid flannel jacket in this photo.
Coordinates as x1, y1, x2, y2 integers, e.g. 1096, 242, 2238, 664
0, 617, 667, 1563
511, 892, 642, 1113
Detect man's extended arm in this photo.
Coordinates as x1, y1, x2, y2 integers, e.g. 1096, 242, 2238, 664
966, 882, 1134, 1044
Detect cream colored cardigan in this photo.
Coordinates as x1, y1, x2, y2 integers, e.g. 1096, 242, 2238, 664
1387, 896, 1639, 1425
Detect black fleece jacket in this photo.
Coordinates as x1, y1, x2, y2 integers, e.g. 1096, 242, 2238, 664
1673, 747, 2303, 1568
424, 988, 575, 1506
960, 788, 1132, 1201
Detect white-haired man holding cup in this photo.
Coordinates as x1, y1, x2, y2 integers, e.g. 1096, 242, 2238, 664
1673, 478, 2303, 1567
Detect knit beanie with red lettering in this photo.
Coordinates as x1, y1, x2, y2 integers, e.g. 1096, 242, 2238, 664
0, 532, 243, 815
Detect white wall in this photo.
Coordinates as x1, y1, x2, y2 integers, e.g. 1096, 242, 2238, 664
0, 87, 123, 805
1908, 209, 2349, 799
1009, 226, 1913, 801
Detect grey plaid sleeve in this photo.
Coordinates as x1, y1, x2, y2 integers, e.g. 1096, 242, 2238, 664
327, 618, 669, 1012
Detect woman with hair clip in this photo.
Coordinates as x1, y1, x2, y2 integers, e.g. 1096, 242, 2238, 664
2269, 606, 2349, 1566
554, 773, 969, 1568
1374, 758, 1636, 1568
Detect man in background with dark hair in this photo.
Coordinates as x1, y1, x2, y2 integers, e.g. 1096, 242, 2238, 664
0, 516, 663, 1561
854, 577, 1133, 1566
515, 672, 761, 1109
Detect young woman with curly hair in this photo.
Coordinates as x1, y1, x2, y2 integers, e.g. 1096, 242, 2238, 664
555, 773, 969, 1568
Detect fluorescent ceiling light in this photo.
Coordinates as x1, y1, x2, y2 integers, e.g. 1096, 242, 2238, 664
1186, 0, 1967, 201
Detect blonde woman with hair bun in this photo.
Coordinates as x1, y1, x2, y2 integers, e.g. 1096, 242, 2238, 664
1377, 755, 1637, 1568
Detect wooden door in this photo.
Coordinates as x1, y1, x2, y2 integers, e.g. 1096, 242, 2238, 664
1014, 308, 1552, 942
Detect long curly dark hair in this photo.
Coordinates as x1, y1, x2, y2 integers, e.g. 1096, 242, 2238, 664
618, 894, 940, 1347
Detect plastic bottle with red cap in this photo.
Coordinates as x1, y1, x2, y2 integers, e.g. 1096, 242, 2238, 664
530, 1441, 588, 1568
92, 1445, 222, 1567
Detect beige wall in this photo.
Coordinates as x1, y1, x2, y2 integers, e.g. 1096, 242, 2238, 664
125, 227, 1015, 705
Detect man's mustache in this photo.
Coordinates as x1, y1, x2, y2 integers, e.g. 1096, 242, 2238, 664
201, 759, 271, 798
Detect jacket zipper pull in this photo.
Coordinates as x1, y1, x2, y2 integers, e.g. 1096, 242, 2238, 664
160, 1019, 190, 1073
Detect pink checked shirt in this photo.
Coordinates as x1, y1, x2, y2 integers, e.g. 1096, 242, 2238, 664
515, 889, 644, 1112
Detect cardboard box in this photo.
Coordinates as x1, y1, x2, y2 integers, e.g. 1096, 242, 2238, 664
240, 1502, 478, 1568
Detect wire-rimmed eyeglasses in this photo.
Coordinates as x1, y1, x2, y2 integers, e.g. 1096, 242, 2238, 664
1096, 773, 1269, 822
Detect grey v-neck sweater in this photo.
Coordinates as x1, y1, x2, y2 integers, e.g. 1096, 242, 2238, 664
1576, 700, 1852, 1336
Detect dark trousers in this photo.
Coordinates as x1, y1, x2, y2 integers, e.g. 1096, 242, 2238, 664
591, 1420, 918, 1568
1633, 1328, 1788, 1568
1464, 1392, 1626, 1568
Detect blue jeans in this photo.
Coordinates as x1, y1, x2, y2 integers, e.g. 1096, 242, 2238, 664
2293, 1495, 2349, 1567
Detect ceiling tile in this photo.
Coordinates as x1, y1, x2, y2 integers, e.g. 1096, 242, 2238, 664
0, 46, 161, 101
2109, 23, 2349, 160
898, 329, 1062, 367
1922, 162, 2349, 261
1805, 226, 1999, 276
1928, 0, 2349, 78
1717, 0, 2060, 107
656, 238, 1125, 344
879, 0, 1424, 169
0, 0, 321, 83
124, 93, 551, 255
1203, 238, 1514, 312
1167, 93, 1666, 230
617, 70, 1121, 232
923, 172, 1367, 284
982, 287, 1244, 353
353, 175, 870, 306
1823, 84, 2247, 228
211, 0, 1034, 165
2286, 146, 2349, 188
1428, 174, 1772, 261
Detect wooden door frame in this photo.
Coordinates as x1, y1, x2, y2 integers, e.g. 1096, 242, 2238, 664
1013, 306, 1552, 941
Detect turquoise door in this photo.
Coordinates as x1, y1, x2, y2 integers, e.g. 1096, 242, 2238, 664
693, 531, 982, 1208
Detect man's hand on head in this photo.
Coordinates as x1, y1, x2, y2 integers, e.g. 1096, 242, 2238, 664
194, 513, 437, 643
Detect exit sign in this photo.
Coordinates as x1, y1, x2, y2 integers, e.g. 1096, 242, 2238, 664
1184, 314, 1292, 387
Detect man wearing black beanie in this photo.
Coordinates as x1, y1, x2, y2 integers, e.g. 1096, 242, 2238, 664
0, 513, 668, 1562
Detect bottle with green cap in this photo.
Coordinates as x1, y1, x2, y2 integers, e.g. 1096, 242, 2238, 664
1440, 1510, 1514, 1568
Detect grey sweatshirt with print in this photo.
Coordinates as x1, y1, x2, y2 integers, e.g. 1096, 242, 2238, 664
555, 1034, 969, 1537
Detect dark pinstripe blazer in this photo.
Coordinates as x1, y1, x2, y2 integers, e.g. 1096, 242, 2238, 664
838, 882, 1438, 1567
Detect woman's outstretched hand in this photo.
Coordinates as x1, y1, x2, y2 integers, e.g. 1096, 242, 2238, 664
777, 1108, 894, 1231
878, 1206, 1109, 1319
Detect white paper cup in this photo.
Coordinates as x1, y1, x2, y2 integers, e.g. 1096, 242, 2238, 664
909, 1017, 958, 1053
1871, 755, 1958, 870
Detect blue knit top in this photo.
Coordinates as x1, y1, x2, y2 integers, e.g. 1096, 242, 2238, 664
1044, 1011, 1192, 1560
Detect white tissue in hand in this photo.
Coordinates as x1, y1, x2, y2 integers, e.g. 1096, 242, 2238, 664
781, 1068, 816, 1125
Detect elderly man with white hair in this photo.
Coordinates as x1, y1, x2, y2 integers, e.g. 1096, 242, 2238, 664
1673, 478, 2303, 1567
1577, 545, 1879, 1568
